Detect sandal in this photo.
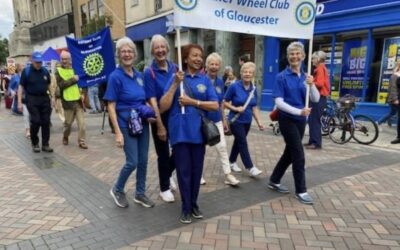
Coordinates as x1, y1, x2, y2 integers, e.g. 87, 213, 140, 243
79, 141, 88, 149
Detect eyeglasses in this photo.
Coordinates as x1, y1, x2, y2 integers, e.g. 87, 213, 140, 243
120, 50, 134, 55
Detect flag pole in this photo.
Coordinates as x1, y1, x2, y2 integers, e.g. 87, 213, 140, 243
305, 38, 314, 108
176, 27, 185, 114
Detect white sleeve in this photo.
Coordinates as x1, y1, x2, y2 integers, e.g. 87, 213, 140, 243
275, 97, 302, 116
310, 84, 320, 103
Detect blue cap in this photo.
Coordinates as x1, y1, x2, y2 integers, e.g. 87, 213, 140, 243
31, 51, 43, 62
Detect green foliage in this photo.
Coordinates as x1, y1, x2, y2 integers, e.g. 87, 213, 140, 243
82, 14, 113, 37
135, 61, 145, 72
0, 36, 9, 66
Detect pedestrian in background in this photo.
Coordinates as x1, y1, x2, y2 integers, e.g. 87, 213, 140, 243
144, 34, 178, 203
379, 60, 399, 128
18, 52, 53, 153
55, 51, 88, 149
8, 63, 23, 115
305, 51, 330, 150
390, 61, 400, 144
223, 62, 265, 176
88, 83, 102, 113
160, 44, 219, 224
203, 52, 240, 186
106, 37, 155, 209
268, 42, 320, 205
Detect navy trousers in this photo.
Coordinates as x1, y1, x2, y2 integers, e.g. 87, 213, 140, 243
270, 115, 307, 194
308, 96, 327, 148
173, 143, 205, 215
151, 113, 175, 192
229, 122, 253, 169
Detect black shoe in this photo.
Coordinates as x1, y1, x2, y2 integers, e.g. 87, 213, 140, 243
32, 144, 40, 153
134, 194, 155, 208
391, 138, 400, 144
179, 213, 192, 224
191, 207, 203, 219
110, 188, 129, 208
268, 181, 290, 194
41, 145, 53, 153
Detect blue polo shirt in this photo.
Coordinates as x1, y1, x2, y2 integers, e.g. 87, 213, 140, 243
144, 60, 177, 102
206, 76, 224, 123
224, 80, 257, 124
272, 66, 307, 121
104, 67, 146, 128
164, 72, 218, 145
19, 66, 50, 96
9, 74, 20, 92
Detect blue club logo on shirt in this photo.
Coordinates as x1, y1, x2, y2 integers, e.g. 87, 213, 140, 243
215, 86, 222, 94
295, 2, 315, 26
196, 84, 207, 93
137, 78, 144, 86
175, 0, 197, 11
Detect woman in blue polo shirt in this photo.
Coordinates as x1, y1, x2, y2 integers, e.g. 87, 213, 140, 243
223, 62, 265, 177
268, 41, 320, 205
160, 44, 219, 224
105, 37, 155, 209
144, 34, 178, 203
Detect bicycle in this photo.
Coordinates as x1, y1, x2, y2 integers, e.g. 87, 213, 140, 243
322, 95, 379, 145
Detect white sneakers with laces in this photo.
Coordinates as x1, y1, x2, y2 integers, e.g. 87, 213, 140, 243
160, 189, 175, 202
248, 166, 263, 177
230, 162, 242, 173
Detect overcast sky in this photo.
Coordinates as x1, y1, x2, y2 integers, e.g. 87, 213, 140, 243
0, 0, 14, 39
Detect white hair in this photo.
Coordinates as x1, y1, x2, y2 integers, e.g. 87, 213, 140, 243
287, 41, 305, 54
150, 34, 170, 55
312, 50, 327, 63
205, 52, 222, 70
115, 37, 137, 58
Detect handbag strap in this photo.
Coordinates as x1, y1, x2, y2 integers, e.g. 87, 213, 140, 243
182, 81, 206, 118
230, 83, 256, 123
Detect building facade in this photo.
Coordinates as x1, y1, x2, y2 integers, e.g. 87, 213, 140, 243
73, 0, 126, 40
29, 0, 75, 52
124, 0, 264, 87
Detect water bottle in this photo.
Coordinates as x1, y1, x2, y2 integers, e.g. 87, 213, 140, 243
128, 109, 143, 136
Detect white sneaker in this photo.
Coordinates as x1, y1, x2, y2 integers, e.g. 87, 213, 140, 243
230, 162, 242, 173
224, 174, 240, 186
200, 177, 206, 185
248, 166, 262, 177
170, 177, 177, 191
160, 189, 175, 202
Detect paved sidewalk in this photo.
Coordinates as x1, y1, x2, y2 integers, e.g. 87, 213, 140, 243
0, 106, 399, 250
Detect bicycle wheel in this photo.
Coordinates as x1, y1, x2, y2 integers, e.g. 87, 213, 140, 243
352, 114, 379, 145
328, 113, 354, 144
321, 114, 335, 136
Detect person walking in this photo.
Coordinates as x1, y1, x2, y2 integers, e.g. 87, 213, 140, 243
203, 52, 240, 186
88, 83, 102, 113
305, 51, 330, 149
144, 34, 178, 203
160, 44, 219, 224
18, 52, 53, 153
268, 42, 320, 205
8, 64, 23, 115
390, 61, 400, 144
55, 51, 88, 149
106, 37, 155, 208
379, 60, 399, 128
223, 62, 265, 176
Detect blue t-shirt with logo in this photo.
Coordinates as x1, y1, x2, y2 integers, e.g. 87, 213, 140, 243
224, 80, 257, 124
164, 72, 218, 145
206, 76, 224, 123
144, 60, 177, 102
272, 66, 307, 121
104, 67, 146, 128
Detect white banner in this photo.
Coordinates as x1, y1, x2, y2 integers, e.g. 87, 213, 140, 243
174, 0, 316, 39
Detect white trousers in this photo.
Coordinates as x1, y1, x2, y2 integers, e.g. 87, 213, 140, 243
208, 121, 231, 175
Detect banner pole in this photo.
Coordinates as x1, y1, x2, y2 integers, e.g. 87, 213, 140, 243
306, 38, 314, 108
176, 27, 185, 114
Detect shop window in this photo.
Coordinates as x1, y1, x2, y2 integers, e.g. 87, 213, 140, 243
97, 0, 104, 16
80, 4, 88, 26
155, 0, 162, 13
89, 0, 95, 19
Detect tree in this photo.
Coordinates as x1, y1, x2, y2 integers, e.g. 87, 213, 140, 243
82, 14, 113, 37
0, 36, 9, 66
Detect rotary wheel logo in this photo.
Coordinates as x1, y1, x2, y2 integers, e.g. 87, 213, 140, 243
295, 2, 316, 26
175, 0, 197, 11
83, 53, 104, 77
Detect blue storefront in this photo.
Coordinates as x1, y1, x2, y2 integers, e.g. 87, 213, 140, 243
260, 0, 400, 121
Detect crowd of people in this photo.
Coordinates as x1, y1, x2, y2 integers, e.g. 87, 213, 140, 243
2, 34, 400, 224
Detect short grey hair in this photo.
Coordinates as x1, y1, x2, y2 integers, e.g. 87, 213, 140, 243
150, 34, 170, 55
205, 52, 222, 70
312, 50, 326, 63
115, 37, 137, 58
287, 41, 305, 54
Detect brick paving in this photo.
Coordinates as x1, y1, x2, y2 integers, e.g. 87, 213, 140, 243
0, 105, 399, 249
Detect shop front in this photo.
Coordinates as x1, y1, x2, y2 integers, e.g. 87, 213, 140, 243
260, 0, 400, 121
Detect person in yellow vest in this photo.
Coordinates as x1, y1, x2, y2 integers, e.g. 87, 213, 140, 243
55, 51, 88, 149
